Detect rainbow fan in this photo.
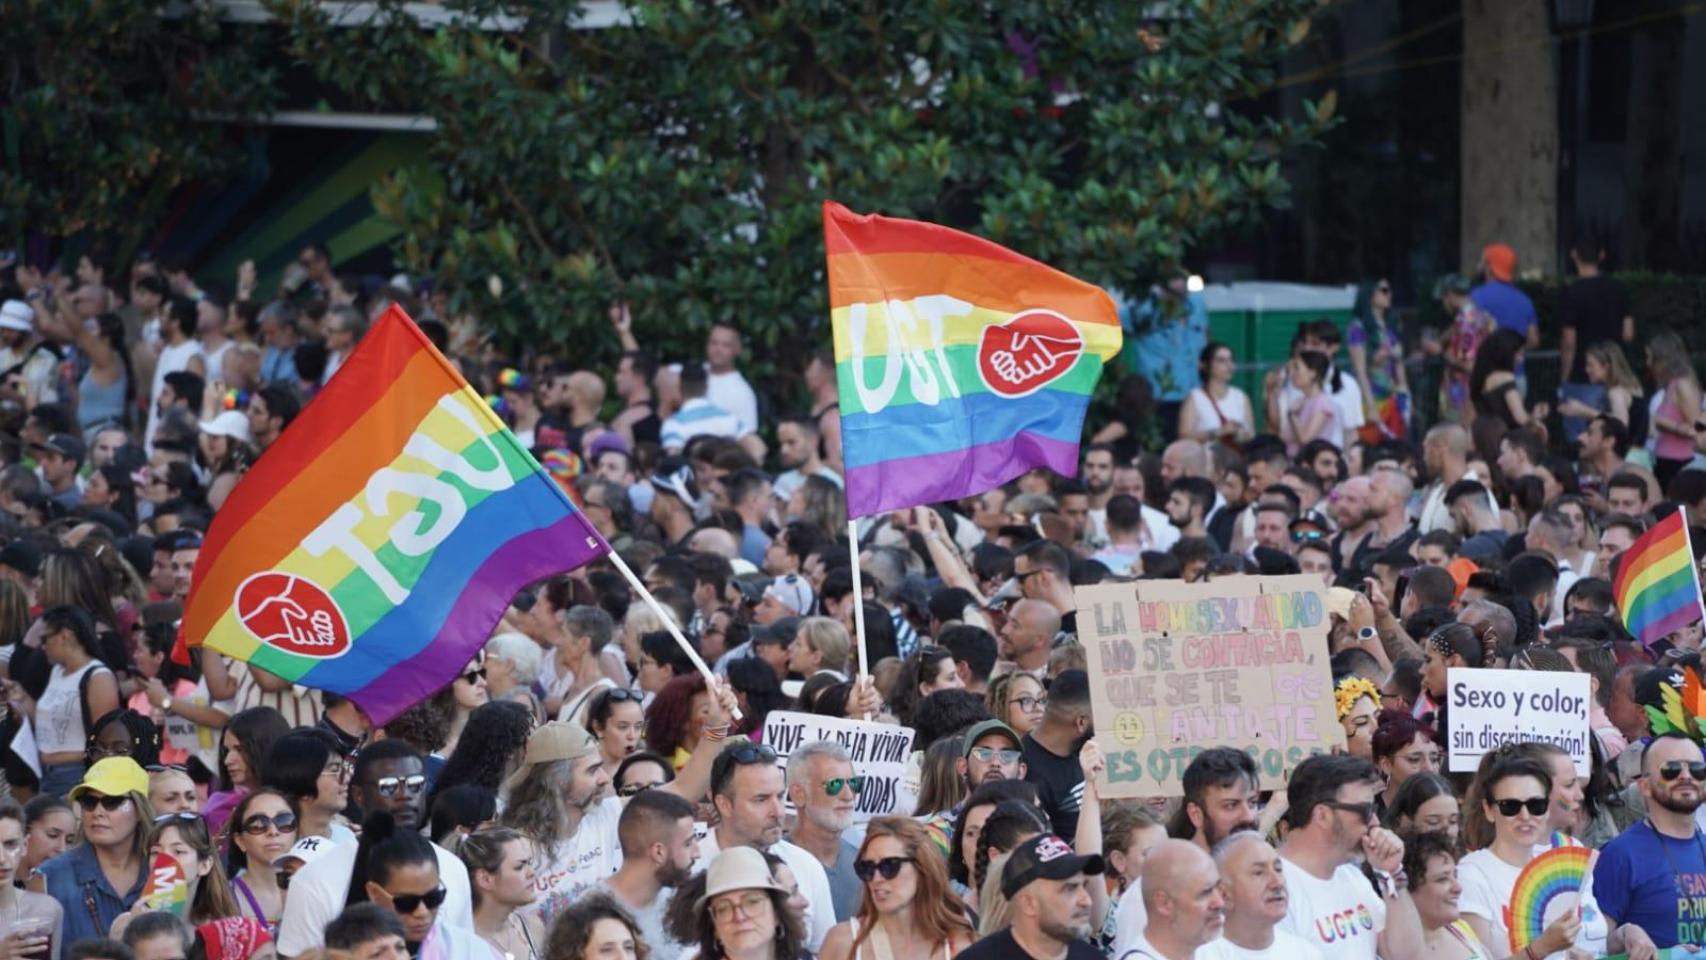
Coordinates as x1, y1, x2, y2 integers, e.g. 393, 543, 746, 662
1504, 845, 1592, 952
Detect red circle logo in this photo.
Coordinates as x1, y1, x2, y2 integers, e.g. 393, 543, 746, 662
976, 309, 1085, 398
234, 572, 352, 659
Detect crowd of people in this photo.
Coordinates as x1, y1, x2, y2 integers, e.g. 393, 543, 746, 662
0, 230, 1700, 960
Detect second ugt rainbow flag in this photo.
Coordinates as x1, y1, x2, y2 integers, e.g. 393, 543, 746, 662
1614, 508, 1704, 648
823, 201, 1121, 518
181, 305, 609, 725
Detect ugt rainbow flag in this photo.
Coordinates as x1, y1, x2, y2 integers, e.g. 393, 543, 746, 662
1613, 508, 1705, 648
824, 201, 1121, 518
182, 305, 609, 724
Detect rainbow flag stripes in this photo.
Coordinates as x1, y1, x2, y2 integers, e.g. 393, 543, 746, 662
1613, 509, 1704, 649
823, 201, 1121, 518
182, 305, 609, 725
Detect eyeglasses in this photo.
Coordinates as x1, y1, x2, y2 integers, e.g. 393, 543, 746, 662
89, 742, 133, 760
1010, 695, 1047, 713
1291, 530, 1326, 543
371, 774, 427, 797
853, 857, 915, 882
1015, 569, 1045, 582
77, 794, 131, 812
1324, 800, 1376, 822
457, 668, 487, 684
970, 746, 1022, 765
1659, 761, 1706, 782
823, 777, 865, 797
242, 812, 299, 836
321, 761, 350, 782
711, 892, 771, 923
1491, 797, 1550, 818
1375, 284, 1392, 294
384, 885, 447, 915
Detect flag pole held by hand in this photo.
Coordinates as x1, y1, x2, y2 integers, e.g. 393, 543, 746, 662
608, 549, 742, 721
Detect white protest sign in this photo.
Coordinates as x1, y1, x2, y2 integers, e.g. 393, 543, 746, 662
762, 711, 916, 820
1446, 667, 1592, 776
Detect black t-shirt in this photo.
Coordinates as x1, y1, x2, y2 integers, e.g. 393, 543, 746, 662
1021, 733, 1085, 840
1559, 275, 1630, 380
958, 929, 1103, 960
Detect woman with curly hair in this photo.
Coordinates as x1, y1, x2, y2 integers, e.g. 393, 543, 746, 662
984, 671, 1046, 739
547, 891, 651, 960
820, 817, 974, 960
645, 673, 711, 771
432, 700, 534, 801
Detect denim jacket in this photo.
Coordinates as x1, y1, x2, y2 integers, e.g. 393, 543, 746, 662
35, 844, 144, 946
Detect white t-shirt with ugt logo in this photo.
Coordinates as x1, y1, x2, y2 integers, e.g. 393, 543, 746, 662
1276, 858, 1385, 960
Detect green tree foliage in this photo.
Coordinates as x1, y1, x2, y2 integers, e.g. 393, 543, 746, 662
273, 0, 1336, 370
0, 1, 278, 258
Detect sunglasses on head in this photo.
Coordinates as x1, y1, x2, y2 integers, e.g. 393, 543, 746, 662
153, 812, 201, 824
1491, 797, 1549, 817
824, 776, 865, 797
1291, 530, 1326, 544
602, 689, 642, 705
853, 857, 915, 882
617, 782, 657, 798
385, 885, 448, 914
242, 812, 299, 836
77, 794, 130, 812
372, 774, 427, 798
725, 744, 778, 766
1659, 760, 1706, 782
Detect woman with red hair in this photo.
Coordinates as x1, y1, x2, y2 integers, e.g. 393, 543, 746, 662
819, 816, 976, 960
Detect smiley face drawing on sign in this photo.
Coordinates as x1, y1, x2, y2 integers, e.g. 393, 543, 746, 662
234, 572, 352, 659
977, 309, 1085, 398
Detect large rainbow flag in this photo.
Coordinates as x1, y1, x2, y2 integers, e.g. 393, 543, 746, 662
1613, 508, 1705, 648
182, 305, 609, 724
823, 201, 1121, 518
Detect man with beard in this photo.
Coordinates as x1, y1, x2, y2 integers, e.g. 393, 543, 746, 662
276, 740, 474, 957
1115, 749, 1259, 956
597, 790, 699, 960
773, 415, 840, 504
958, 834, 1106, 960
1341, 467, 1416, 581
959, 719, 1028, 789
1595, 732, 1706, 955
785, 741, 862, 922
1082, 443, 1118, 545
1200, 834, 1324, 960
1125, 840, 1227, 960
1023, 670, 1093, 840
1275, 755, 1419, 960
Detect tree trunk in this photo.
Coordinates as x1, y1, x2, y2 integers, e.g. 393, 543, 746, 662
1460, 0, 1557, 276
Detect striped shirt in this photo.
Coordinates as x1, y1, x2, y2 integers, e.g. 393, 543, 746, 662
659, 398, 742, 452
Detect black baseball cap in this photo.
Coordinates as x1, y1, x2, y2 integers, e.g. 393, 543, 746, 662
0, 540, 40, 579
1001, 833, 1103, 898
32, 433, 85, 464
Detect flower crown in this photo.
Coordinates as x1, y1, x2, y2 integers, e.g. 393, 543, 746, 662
1335, 676, 1382, 720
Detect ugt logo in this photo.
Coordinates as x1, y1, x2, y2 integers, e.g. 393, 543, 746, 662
234, 572, 352, 659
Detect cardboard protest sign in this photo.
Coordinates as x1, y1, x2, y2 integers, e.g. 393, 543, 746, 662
762, 711, 916, 820
1076, 575, 1342, 797
1446, 667, 1591, 776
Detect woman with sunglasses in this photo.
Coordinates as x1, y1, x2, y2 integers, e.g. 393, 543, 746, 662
985, 672, 1046, 739
31, 757, 155, 946
1349, 277, 1410, 441
227, 789, 299, 936
205, 707, 291, 836
354, 813, 485, 960
439, 652, 490, 762
1458, 750, 1605, 957
31, 605, 121, 797
586, 687, 646, 776
820, 817, 974, 960
0, 800, 62, 960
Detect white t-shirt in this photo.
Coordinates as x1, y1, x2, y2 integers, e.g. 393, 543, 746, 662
597, 880, 681, 960
706, 368, 759, 436
1197, 929, 1326, 960
146, 338, 204, 449
529, 795, 624, 925
275, 838, 473, 958
1275, 859, 1385, 960
1113, 878, 1150, 959
36, 661, 109, 755
1457, 845, 1607, 958
694, 826, 834, 953
1186, 386, 1254, 437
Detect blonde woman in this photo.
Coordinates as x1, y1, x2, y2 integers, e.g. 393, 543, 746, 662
1557, 341, 1647, 441
1646, 331, 1700, 487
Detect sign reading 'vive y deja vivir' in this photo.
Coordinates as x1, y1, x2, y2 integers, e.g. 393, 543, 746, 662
1075, 575, 1343, 797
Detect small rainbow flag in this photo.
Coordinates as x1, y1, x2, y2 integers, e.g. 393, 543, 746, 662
182, 305, 609, 724
1613, 509, 1705, 649
823, 201, 1121, 518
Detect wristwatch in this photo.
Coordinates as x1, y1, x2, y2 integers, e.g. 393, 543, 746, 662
1357, 626, 1378, 643
159, 696, 173, 713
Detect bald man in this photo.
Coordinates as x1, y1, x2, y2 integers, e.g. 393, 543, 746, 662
1418, 423, 1478, 533
1122, 840, 1225, 960
999, 598, 1059, 679
1161, 440, 1211, 484
1198, 834, 1324, 960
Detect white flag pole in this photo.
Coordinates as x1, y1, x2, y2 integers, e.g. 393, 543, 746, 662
607, 549, 742, 721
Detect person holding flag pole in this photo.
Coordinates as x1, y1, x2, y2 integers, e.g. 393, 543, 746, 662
821, 201, 1124, 693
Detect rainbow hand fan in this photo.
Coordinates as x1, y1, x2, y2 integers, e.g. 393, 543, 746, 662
1503, 845, 1592, 953
140, 852, 189, 917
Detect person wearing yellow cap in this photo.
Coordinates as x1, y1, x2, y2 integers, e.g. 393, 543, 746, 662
30, 757, 155, 946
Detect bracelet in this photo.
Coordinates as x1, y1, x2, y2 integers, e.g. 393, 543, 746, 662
702, 724, 731, 743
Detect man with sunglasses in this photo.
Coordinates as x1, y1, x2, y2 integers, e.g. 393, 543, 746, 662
276, 740, 474, 958
1274, 755, 1420, 960
1595, 732, 1706, 956
696, 740, 836, 952
784, 741, 862, 923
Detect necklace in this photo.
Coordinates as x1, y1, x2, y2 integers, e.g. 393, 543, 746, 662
1646, 818, 1706, 901
480, 914, 530, 960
